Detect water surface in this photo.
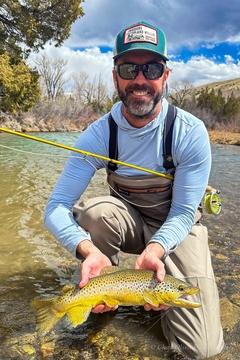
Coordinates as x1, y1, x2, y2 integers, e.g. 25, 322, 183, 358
0, 132, 239, 359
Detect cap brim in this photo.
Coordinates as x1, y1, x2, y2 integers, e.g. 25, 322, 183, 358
113, 48, 168, 62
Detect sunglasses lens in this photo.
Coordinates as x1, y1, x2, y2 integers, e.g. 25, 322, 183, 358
144, 63, 165, 79
116, 63, 165, 80
118, 64, 137, 79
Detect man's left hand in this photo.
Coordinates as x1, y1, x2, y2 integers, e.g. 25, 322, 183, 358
135, 242, 169, 311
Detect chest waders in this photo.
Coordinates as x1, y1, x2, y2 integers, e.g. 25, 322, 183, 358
106, 104, 200, 229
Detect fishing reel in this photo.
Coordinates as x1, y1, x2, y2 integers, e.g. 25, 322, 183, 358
203, 186, 222, 215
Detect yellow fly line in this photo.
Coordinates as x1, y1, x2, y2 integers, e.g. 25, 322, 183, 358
0, 126, 221, 213
0, 127, 173, 180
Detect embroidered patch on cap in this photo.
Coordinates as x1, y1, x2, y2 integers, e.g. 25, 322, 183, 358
124, 24, 157, 45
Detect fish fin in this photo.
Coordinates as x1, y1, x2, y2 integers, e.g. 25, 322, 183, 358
102, 297, 119, 308
143, 291, 160, 307
67, 306, 91, 327
169, 299, 201, 308
100, 266, 127, 275
32, 298, 65, 336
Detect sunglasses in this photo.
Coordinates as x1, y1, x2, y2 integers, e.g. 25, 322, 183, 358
115, 62, 165, 80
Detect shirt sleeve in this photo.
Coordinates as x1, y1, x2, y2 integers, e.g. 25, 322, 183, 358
44, 124, 107, 257
149, 121, 211, 256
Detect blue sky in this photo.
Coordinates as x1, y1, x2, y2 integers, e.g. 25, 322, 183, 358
170, 42, 240, 64
75, 42, 240, 64
30, 0, 240, 91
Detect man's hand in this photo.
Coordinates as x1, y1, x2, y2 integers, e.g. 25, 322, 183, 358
77, 240, 117, 313
135, 242, 169, 312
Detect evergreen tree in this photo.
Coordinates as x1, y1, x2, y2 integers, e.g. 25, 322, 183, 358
0, 1, 84, 58
223, 92, 240, 119
0, 53, 40, 112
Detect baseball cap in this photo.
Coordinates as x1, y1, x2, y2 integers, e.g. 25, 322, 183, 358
113, 21, 168, 61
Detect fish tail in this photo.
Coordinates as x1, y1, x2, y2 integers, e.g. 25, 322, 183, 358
31, 297, 65, 336
66, 304, 92, 327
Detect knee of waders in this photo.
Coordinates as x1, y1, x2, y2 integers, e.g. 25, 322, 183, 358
73, 200, 121, 241
179, 334, 224, 360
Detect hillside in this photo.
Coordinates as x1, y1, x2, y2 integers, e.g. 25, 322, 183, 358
194, 77, 240, 98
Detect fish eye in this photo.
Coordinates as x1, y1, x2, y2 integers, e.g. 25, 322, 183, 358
178, 285, 185, 291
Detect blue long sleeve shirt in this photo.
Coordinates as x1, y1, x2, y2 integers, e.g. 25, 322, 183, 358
44, 99, 211, 257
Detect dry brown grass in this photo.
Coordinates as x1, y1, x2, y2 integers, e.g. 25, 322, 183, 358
208, 130, 240, 145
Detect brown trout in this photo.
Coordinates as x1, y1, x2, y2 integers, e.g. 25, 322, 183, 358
32, 268, 201, 335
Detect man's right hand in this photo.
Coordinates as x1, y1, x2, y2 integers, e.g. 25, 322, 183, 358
77, 240, 117, 313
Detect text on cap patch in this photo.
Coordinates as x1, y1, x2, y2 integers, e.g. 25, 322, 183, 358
124, 24, 157, 45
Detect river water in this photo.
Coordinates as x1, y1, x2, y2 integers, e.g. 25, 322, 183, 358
0, 132, 239, 359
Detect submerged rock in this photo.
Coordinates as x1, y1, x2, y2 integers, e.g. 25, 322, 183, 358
220, 297, 240, 331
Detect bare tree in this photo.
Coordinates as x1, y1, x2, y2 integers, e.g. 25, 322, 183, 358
168, 81, 195, 108
35, 54, 68, 101
94, 74, 109, 110
74, 73, 109, 111
72, 72, 89, 102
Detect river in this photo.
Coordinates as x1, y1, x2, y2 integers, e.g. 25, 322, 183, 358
0, 132, 239, 359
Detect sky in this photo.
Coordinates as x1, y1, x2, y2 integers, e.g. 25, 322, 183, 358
29, 0, 240, 93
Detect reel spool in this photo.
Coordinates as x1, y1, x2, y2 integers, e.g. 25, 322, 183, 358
203, 188, 222, 215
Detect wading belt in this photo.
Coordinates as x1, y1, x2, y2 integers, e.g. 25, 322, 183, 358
107, 104, 177, 172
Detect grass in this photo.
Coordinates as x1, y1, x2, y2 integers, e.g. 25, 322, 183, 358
208, 130, 240, 145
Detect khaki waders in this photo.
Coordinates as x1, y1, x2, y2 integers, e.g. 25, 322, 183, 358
73, 172, 224, 359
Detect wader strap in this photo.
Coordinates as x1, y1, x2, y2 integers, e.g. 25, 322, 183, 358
163, 104, 177, 170
107, 104, 177, 172
108, 114, 118, 171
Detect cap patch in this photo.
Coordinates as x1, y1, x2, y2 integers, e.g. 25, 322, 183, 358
124, 24, 157, 45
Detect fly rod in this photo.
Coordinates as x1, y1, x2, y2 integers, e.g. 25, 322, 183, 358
0, 127, 173, 180
0, 126, 222, 214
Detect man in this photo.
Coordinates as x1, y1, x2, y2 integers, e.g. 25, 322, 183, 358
45, 21, 224, 359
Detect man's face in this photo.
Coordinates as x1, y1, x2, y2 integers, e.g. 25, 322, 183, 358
113, 50, 170, 120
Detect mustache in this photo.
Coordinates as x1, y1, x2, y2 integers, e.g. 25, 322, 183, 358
125, 84, 155, 96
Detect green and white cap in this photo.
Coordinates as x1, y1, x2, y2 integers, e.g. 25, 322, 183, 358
113, 21, 168, 61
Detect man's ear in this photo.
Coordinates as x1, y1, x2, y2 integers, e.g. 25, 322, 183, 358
112, 69, 118, 89
163, 67, 171, 82
162, 67, 171, 89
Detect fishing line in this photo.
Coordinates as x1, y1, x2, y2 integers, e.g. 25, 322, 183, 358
143, 308, 172, 336
0, 143, 75, 158
0, 144, 98, 170
0, 143, 170, 208
0, 143, 166, 209
0, 127, 222, 214
0, 127, 173, 180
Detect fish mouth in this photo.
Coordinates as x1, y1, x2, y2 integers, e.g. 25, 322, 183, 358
185, 287, 200, 296
177, 287, 201, 308
178, 297, 201, 307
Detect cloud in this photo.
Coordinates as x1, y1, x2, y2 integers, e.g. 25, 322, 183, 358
29, 46, 240, 94
29, 45, 114, 91
66, 0, 240, 51
224, 55, 234, 64
168, 56, 240, 86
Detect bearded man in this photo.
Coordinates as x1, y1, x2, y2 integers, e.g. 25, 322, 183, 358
45, 21, 224, 359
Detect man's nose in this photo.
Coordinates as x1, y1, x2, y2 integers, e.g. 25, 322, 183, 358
134, 69, 147, 83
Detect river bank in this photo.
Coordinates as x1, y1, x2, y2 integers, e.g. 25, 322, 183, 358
0, 112, 239, 145
209, 130, 240, 145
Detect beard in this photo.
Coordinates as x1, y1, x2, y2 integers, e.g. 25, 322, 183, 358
116, 82, 163, 118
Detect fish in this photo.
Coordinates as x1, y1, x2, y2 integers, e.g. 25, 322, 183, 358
32, 267, 201, 336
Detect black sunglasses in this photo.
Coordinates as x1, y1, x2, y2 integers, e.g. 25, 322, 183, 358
115, 62, 165, 80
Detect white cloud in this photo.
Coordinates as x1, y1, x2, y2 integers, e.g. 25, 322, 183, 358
227, 34, 240, 43
169, 56, 240, 86
65, 0, 240, 51
28, 0, 240, 95
29, 46, 240, 95
224, 55, 234, 64
29, 45, 114, 92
